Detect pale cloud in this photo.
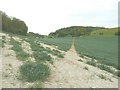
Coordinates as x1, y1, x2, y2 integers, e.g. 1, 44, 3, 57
0, 0, 119, 35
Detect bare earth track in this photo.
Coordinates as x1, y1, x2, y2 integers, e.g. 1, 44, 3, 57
44, 40, 118, 88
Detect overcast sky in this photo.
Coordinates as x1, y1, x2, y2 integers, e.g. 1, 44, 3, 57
0, 0, 119, 35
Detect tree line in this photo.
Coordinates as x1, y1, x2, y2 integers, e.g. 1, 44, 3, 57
1, 11, 28, 35
27, 32, 46, 38
49, 26, 105, 37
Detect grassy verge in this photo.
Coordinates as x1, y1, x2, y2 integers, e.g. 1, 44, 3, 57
45, 47, 64, 58
10, 38, 29, 61
0, 36, 6, 48
19, 37, 51, 85
81, 58, 120, 77
25, 37, 53, 62
2, 33, 51, 87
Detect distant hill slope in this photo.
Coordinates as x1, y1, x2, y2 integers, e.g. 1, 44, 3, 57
48, 26, 105, 37
91, 28, 119, 36
49, 26, 119, 37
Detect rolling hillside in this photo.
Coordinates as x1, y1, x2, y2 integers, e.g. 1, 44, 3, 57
49, 26, 105, 37
91, 28, 119, 36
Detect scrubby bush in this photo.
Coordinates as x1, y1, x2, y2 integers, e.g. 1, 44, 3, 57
86, 60, 96, 66
0, 39, 6, 47
97, 64, 115, 74
83, 66, 88, 70
20, 63, 50, 82
57, 54, 64, 58
98, 74, 106, 80
16, 51, 29, 61
31, 44, 45, 52
33, 52, 52, 62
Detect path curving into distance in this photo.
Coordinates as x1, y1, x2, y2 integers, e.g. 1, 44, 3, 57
44, 38, 118, 88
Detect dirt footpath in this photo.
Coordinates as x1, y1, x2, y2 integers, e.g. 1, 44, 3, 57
44, 41, 118, 88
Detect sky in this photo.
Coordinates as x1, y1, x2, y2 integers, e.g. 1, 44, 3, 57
0, 0, 119, 35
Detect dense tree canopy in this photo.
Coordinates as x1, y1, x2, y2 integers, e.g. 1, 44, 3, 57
0, 11, 28, 35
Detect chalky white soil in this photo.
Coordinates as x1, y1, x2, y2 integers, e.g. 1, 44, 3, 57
44, 42, 118, 88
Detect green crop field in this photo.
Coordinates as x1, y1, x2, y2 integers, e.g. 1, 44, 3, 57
75, 36, 118, 69
41, 37, 73, 51
91, 28, 118, 36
